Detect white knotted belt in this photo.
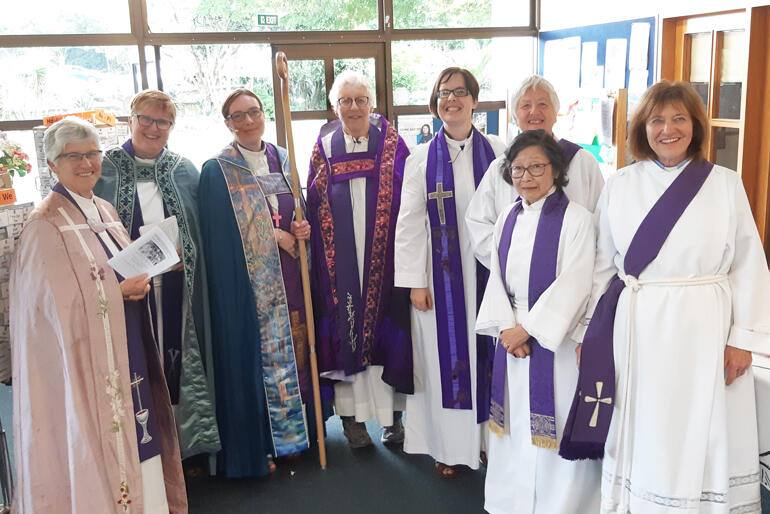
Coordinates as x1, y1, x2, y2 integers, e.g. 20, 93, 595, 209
605, 273, 728, 514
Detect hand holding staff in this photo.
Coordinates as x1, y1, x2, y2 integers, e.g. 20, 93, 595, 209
274, 51, 328, 469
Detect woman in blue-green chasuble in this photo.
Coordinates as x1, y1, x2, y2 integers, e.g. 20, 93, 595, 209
94, 90, 221, 468
199, 89, 324, 478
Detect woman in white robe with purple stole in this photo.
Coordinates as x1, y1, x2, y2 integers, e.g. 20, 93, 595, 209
475, 130, 600, 513
394, 67, 506, 476
559, 81, 770, 514
466, 75, 604, 270
11, 117, 187, 512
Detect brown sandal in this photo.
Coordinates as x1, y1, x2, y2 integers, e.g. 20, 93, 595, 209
434, 461, 459, 478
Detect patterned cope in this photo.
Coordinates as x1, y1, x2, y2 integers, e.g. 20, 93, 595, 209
310, 123, 400, 366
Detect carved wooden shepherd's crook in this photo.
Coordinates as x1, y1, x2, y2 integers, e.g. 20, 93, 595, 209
274, 51, 328, 469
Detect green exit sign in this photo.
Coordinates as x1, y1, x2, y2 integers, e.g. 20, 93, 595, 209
258, 14, 279, 26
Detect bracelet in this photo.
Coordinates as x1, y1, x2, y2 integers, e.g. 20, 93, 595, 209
277, 229, 283, 243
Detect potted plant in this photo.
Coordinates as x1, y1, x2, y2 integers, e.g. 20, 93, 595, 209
0, 132, 31, 204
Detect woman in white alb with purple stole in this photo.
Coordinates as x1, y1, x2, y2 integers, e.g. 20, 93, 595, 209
559, 81, 770, 514
395, 67, 506, 476
476, 129, 600, 512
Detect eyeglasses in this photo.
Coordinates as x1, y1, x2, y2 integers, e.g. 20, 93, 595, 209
437, 87, 470, 99
226, 107, 263, 123
132, 114, 174, 130
337, 97, 370, 108
57, 150, 103, 163
510, 162, 551, 179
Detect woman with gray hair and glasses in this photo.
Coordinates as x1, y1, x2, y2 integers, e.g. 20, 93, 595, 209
10, 116, 186, 512
307, 70, 414, 449
466, 75, 605, 271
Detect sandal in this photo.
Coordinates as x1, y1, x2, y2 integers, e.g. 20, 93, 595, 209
480, 451, 488, 467
434, 461, 459, 478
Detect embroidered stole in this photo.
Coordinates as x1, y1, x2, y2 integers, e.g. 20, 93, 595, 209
426, 126, 497, 421
257, 144, 312, 400
108, 141, 197, 404
310, 118, 399, 375
489, 190, 569, 450
214, 143, 309, 457
559, 159, 714, 460
54, 182, 164, 462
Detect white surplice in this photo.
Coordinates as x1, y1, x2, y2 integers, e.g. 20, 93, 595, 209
322, 133, 405, 426
466, 144, 604, 269
587, 160, 770, 514
394, 131, 506, 467
475, 189, 601, 513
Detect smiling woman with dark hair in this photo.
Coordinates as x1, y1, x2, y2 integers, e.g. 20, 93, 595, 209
394, 66, 507, 477
475, 129, 600, 513
198, 88, 322, 478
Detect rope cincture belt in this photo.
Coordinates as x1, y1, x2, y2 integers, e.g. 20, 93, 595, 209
606, 273, 728, 514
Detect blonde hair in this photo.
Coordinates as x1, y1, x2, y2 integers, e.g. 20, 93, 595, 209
130, 89, 177, 122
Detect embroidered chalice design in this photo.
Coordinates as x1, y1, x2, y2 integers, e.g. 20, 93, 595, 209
130, 373, 153, 444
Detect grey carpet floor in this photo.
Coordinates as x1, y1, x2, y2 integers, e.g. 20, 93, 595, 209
187, 418, 487, 514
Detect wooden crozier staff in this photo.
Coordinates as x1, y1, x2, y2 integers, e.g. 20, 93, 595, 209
275, 51, 327, 469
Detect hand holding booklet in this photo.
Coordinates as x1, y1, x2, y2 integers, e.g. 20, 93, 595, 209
108, 216, 180, 279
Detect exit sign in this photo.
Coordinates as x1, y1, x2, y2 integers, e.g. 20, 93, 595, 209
258, 14, 278, 26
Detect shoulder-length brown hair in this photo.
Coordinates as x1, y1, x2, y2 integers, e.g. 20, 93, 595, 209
428, 67, 480, 118
627, 80, 709, 162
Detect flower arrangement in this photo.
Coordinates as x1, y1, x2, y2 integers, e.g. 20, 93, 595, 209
0, 131, 31, 179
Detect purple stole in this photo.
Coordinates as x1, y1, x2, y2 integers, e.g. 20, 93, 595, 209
558, 138, 582, 162
559, 159, 714, 460
312, 119, 398, 376
426, 126, 497, 421
54, 182, 163, 462
120, 140, 185, 404
490, 190, 569, 449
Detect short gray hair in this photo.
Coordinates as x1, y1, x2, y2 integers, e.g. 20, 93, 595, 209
328, 70, 376, 110
510, 75, 561, 124
43, 117, 100, 162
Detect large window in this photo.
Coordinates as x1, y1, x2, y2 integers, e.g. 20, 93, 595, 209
146, 0, 378, 32
0, 46, 138, 121
1, 0, 130, 35
393, 0, 530, 29
2, 0, 538, 200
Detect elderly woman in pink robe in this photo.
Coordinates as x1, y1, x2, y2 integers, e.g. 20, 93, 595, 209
10, 117, 187, 513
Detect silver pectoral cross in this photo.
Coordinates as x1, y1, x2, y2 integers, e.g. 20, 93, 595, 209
428, 182, 454, 225
584, 381, 612, 428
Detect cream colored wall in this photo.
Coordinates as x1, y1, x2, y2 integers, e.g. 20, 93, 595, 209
540, 0, 764, 31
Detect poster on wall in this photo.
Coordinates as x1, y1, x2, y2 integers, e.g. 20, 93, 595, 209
604, 38, 628, 89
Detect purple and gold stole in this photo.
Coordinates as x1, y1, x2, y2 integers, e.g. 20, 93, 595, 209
426, 126, 497, 421
559, 159, 714, 460
214, 142, 309, 457
311, 118, 399, 376
490, 190, 569, 449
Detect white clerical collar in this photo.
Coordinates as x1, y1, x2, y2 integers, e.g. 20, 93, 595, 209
135, 156, 156, 166
653, 158, 691, 172
238, 143, 266, 158
444, 131, 473, 150
522, 185, 557, 211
